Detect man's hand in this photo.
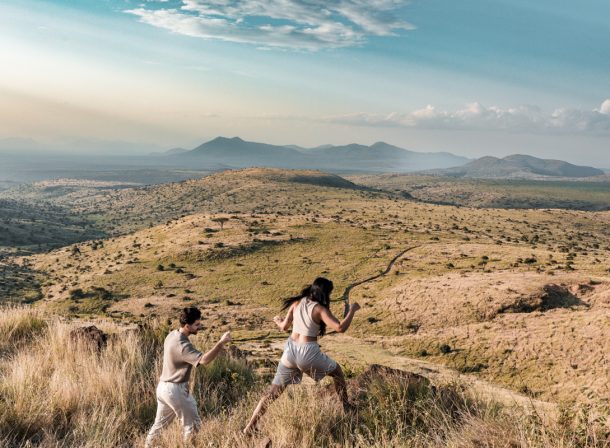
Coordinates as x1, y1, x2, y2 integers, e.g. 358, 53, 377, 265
273, 315, 282, 325
350, 303, 361, 313
201, 331, 232, 366
219, 331, 232, 345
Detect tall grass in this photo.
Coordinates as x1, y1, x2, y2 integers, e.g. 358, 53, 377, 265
0, 307, 46, 355
0, 319, 156, 446
0, 308, 608, 447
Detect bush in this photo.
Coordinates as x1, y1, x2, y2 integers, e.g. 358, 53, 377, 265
192, 354, 256, 415
69, 288, 85, 300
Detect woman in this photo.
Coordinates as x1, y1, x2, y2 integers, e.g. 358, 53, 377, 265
243, 277, 361, 434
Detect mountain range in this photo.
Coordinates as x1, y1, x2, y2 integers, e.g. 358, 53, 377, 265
0, 136, 604, 180
172, 136, 469, 172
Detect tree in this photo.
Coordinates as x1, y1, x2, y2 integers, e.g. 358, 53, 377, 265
211, 217, 229, 230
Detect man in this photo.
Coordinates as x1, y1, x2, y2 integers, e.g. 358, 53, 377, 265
145, 307, 231, 447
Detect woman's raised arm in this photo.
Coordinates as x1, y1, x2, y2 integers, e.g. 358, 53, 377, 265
319, 303, 360, 333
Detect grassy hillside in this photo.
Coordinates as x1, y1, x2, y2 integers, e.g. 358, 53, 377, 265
350, 174, 610, 210
0, 169, 370, 236
0, 307, 606, 448
0, 197, 104, 254
1, 167, 609, 446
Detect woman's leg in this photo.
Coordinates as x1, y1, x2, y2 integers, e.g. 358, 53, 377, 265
243, 384, 285, 435
327, 364, 351, 411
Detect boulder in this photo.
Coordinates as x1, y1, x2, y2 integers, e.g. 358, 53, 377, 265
69, 325, 108, 351
349, 364, 432, 397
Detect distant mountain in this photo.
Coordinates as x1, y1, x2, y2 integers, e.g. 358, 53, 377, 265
174, 136, 469, 172
435, 154, 604, 179
307, 141, 469, 171
181, 137, 306, 167
164, 147, 189, 155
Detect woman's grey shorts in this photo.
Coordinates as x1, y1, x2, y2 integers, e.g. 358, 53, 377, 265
272, 339, 338, 386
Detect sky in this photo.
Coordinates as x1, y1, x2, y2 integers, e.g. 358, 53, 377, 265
0, 0, 609, 165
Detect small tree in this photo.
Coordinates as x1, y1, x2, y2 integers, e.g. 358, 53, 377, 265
211, 217, 229, 230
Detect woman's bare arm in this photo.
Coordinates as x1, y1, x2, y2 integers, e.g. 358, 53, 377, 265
319, 303, 361, 333
273, 302, 297, 332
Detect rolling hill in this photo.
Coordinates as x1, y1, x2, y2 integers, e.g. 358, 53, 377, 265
2, 166, 610, 446
434, 154, 604, 179
8, 166, 609, 411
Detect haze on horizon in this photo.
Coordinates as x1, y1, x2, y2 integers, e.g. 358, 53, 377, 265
0, 0, 609, 166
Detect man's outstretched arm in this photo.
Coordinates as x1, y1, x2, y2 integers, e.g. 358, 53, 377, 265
199, 331, 232, 366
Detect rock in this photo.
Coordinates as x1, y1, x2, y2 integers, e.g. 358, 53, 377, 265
569, 283, 594, 295
348, 364, 436, 406
540, 284, 586, 310
69, 325, 108, 351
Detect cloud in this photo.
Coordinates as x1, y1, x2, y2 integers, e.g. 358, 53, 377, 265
322, 100, 610, 134
125, 0, 413, 50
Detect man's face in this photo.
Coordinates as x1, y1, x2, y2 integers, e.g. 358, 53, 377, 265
186, 319, 202, 334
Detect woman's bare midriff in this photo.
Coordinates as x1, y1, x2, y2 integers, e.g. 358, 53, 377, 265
290, 332, 317, 343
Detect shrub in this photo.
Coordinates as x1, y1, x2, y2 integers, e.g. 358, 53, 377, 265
439, 344, 452, 354
69, 288, 85, 300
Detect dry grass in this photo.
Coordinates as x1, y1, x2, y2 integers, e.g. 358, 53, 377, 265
0, 308, 608, 447
2, 168, 610, 446
0, 307, 46, 354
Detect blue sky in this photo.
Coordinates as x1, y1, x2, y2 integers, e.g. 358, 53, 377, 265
0, 0, 609, 164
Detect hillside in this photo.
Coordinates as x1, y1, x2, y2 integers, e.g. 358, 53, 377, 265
434, 154, 604, 179
0, 197, 105, 254
2, 167, 607, 412
350, 173, 610, 211
0, 169, 371, 238
3, 306, 600, 448
1, 167, 610, 447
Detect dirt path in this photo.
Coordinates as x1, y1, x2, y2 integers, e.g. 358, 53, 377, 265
334, 245, 421, 315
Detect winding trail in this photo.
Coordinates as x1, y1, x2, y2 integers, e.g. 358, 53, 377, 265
234, 245, 421, 342
333, 245, 421, 316
238, 243, 559, 421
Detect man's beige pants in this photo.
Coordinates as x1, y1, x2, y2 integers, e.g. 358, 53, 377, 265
145, 381, 201, 447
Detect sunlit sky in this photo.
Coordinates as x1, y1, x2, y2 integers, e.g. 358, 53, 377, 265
0, 0, 609, 164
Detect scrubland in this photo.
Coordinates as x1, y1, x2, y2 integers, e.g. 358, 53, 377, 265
1, 168, 609, 446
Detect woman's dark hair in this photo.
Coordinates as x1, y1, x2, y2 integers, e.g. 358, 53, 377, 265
179, 307, 202, 326
282, 277, 334, 336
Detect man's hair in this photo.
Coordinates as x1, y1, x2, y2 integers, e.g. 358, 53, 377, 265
179, 307, 202, 326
